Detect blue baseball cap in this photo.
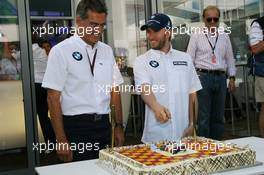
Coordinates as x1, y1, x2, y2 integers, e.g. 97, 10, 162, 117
140, 13, 172, 32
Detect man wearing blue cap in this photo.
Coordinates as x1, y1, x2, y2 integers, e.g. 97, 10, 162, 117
133, 13, 202, 143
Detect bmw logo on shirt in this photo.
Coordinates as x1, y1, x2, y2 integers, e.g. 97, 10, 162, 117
72, 51, 83, 61
149, 60, 159, 68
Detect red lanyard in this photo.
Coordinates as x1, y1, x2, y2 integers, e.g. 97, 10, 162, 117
85, 48, 97, 76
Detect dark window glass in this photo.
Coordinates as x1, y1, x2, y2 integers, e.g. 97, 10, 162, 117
0, 0, 17, 16
29, 0, 71, 17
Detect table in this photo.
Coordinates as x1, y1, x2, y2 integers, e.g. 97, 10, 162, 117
36, 137, 264, 175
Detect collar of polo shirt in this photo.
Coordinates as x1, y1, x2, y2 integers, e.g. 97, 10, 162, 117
74, 34, 99, 50
151, 45, 173, 56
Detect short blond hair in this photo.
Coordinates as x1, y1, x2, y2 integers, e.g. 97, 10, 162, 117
202, 5, 220, 18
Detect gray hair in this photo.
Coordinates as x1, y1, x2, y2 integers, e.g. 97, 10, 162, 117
76, 0, 107, 19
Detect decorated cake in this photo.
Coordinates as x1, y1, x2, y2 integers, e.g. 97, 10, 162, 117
98, 137, 256, 175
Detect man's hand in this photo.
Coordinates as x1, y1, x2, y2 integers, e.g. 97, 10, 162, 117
139, 84, 171, 123
228, 79, 236, 94
56, 139, 73, 162
182, 126, 194, 138
114, 127, 125, 146
152, 103, 171, 123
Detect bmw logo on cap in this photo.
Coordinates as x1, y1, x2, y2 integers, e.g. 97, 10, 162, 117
72, 51, 83, 61
149, 60, 159, 68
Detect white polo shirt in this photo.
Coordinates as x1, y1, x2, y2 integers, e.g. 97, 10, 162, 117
249, 21, 263, 46
32, 43, 48, 83
134, 48, 202, 143
42, 35, 123, 115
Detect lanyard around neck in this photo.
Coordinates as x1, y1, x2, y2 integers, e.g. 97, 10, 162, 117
205, 34, 219, 54
85, 48, 97, 76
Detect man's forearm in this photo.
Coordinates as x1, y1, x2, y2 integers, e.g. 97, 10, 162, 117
251, 41, 264, 55
140, 84, 158, 110
189, 93, 198, 126
47, 90, 67, 142
140, 84, 171, 123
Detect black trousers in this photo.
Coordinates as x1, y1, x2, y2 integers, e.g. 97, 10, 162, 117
63, 114, 111, 161
35, 83, 55, 143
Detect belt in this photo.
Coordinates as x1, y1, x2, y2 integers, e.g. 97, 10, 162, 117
88, 114, 109, 121
63, 113, 109, 122
196, 68, 226, 75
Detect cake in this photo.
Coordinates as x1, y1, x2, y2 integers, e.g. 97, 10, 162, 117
98, 137, 256, 175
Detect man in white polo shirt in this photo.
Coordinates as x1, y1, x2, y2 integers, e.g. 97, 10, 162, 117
134, 13, 202, 143
42, 0, 124, 162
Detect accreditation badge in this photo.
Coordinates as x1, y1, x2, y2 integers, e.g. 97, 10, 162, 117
211, 54, 216, 64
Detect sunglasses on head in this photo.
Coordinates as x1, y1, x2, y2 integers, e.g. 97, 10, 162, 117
206, 17, 219, 23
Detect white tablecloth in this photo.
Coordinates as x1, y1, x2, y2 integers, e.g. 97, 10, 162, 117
36, 137, 264, 175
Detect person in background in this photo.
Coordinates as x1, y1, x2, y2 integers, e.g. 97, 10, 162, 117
0, 38, 21, 80
134, 13, 202, 143
42, 0, 124, 162
32, 33, 56, 150
187, 5, 236, 140
40, 40, 52, 55
249, 15, 264, 138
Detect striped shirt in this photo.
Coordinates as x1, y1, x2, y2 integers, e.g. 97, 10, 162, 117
187, 29, 236, 76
